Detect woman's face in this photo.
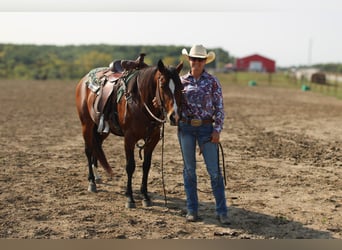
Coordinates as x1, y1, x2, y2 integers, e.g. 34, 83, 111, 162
189, 57, 206, 75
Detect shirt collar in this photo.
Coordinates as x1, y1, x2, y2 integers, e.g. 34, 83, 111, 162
184, 70, 208, 79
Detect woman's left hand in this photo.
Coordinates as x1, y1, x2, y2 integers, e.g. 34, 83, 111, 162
152, 97, 160, 108
211, 131, 220, 144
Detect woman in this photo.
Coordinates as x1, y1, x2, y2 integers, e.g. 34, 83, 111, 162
177, 44, 229, 225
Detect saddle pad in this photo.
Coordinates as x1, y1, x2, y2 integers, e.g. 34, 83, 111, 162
86, 67, 109, 89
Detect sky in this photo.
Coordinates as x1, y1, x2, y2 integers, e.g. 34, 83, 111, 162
1, 0, 342, 67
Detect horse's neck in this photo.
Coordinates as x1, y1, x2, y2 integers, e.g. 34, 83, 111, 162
137, 68, 158, 103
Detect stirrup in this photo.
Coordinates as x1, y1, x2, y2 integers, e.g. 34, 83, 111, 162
125, 93, 133, 103
97, 114, 104, 133
103, 121, 110, 133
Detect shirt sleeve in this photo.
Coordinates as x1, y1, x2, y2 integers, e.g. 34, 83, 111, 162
212, 76, 225, 133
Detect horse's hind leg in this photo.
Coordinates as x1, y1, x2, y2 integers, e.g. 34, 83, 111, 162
91, 156, 102, 184
83, 125, 110, 193
92, 129, 114, 179
85, 146, 97, 192
85, 138, 108, 192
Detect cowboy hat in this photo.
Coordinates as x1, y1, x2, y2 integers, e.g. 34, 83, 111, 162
182, 44, 216, 64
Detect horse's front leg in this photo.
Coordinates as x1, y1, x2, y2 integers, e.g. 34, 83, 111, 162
125, 147, 136, 208
141, 132, 160, 207
141, 152, 153, 207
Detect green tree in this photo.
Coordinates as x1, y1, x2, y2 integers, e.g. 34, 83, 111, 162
0, 44, 235, 80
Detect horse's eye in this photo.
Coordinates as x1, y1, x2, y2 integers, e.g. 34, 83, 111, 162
160, 82, 168, 89
159, 77, 169, 89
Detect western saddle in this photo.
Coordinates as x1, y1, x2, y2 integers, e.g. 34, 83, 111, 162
86, 53, 148, 134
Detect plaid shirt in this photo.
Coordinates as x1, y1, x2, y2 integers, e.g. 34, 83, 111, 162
180, 71, 224, 133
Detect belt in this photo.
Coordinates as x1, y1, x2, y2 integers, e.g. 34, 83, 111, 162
181, 118, 213, 127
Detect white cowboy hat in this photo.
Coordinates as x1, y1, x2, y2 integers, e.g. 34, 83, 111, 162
182, 44, 216, 64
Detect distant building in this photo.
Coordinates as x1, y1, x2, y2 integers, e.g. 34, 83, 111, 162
236, 54, 276, 73
223, 63, 235, 72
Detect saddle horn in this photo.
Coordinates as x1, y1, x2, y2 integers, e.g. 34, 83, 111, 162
121, 53, 148, 71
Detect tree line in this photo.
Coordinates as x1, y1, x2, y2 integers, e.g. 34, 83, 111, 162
0, 44, 232, 80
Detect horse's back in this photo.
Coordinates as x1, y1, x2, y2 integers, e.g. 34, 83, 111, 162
75, 75, 92, 124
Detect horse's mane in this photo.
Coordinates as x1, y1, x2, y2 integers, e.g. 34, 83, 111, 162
133, 65, 159, 96
137, 65, 158, 85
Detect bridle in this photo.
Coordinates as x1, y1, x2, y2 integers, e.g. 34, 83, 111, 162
137, 68, 180, 205
142, 70, 175, 124
142, 74, 167, 123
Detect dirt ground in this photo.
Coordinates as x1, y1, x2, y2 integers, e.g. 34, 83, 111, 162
0, 79, 341, 239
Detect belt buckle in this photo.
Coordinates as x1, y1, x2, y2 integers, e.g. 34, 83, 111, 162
190, 119, 202, 127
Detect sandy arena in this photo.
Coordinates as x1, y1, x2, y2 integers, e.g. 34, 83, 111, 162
0, 79, 341, 239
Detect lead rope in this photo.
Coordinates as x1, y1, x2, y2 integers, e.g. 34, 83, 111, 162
195, 140, 227, 193
152, 75, 167, 205
199, 140, 227, 186
218, 142, 227, 186
160, 122, 167, 206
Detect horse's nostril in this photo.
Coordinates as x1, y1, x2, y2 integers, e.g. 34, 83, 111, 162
169, 112, 179, 126
169, 116, 176, 126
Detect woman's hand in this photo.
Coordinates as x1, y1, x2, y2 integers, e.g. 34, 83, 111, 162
211, 130, 220, 144
152, 97, 160, 108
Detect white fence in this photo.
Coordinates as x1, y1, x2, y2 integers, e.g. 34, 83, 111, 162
290, 68, 342, 84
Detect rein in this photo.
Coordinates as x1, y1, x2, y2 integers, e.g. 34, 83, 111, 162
143, 103, 166, 123
139, 71, 167, 124
135, 71, 170, 204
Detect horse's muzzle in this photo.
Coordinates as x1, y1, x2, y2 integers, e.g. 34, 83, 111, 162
169, 111, 178, 126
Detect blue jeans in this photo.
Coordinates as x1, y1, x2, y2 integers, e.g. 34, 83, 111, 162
177, 121, 228, 216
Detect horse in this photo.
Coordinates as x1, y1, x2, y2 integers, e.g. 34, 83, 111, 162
75, 59, 183, 208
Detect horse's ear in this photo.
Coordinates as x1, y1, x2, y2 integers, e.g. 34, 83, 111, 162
176, 61, 183, 74
157, 59, 166, 72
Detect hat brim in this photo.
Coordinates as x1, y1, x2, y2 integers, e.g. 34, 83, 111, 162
182, 48, 216, 64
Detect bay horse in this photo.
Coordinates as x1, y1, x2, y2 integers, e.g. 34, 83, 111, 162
75, 59, 183, 208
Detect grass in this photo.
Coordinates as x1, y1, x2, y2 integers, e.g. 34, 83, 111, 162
214, 71, 342, 100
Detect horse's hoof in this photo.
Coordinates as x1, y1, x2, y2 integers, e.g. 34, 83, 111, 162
125, 201, 136, 209
107, 174, 113, 181
87, 182, 97, 193
95, 178, 102, 184
142, 199, 153, 207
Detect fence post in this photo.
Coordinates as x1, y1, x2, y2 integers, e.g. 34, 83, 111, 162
268, 73, 272, 85
234, 72, 238, 84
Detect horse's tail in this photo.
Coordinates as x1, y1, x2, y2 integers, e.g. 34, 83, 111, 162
91, 127, 114, 177
76, 76, 114, 178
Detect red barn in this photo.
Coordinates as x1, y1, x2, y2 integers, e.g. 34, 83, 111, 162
236, 54, 276, 73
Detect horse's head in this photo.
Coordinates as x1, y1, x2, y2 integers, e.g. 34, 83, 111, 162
155, 59, 183, 125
